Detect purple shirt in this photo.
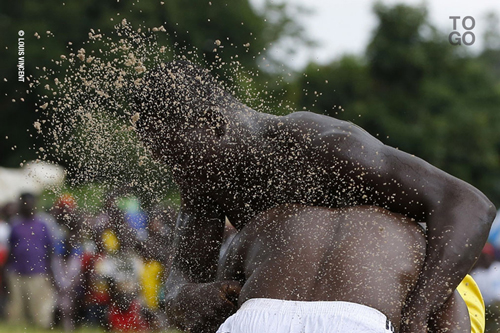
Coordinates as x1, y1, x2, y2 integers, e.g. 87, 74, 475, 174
8, 215, 52, 275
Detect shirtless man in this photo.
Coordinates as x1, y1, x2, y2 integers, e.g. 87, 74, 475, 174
133, 60, 495, 332
215, 204, 471, 333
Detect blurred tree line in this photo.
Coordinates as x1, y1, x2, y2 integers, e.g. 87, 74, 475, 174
296, 4, 500, 204
1, 1, 500, 204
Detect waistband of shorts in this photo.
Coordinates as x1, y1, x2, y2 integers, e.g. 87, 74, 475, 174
239, 298, 393, 330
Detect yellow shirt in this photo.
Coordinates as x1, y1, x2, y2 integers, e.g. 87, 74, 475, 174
140, 260, 164, 309
102, 229, 120, 253
457, 274, 485, 333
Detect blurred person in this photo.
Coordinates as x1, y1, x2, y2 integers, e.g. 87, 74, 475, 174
137, 205, 176, 267
81, 190, 127, 327
0, 203, 15, 272
1, 202, 17, 223
0, 202, 15, 318
139, 259, 164, 331
100, 201, 174, 331
49, 194, 80, 253
101, 235, 145, 332
470, 244, 500, 333
5, 193, 55, 329
471, 244, 500, 307
107, 277, 148, 332
90, 200, 175, 331
38, 203, 65, 259
82, 192, 145, 330
118, 196, 148, 241
135, 205, 176, 331
82, 226, 118, 327
94, 191, 132, 252
487, 210, 500, 260
51, 194, 86, 332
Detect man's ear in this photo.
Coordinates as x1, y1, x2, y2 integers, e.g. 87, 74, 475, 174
204, 105, 227, 137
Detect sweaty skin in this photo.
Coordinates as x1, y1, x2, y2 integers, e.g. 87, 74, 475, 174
217, 204, 471, 333
133, 61, 495, 333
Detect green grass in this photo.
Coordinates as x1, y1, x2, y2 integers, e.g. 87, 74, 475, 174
0, 322, 183, 333
0, 322, 103, 333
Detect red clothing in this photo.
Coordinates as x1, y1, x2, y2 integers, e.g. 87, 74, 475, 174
0, 246, 8, 266
83, 252, 111, 305
108, 299, 147, 332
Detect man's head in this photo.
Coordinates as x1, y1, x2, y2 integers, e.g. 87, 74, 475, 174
52, 194, 80, 232
133, 61, 230, 161
19, 193, 36, 219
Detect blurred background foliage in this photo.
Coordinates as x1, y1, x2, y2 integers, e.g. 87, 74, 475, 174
1, 1, 500, 204
298, 4, 500, 204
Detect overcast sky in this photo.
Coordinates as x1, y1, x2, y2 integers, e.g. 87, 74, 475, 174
252, 0, 500, 69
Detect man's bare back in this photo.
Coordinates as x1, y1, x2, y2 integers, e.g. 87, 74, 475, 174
219, 205, 425, 326
133, 61, 495, 332
216, 204, 470, 332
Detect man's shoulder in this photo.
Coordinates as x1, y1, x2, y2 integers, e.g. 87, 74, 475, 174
280, 111, 383, 147
281, 111, 343, 127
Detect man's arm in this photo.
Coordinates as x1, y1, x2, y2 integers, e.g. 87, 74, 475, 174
430, 290, 470, 333
165, 197, 241, 333
332, 125, 496, 332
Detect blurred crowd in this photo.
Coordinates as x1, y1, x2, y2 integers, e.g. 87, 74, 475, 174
0, 190, 177, 332
1, 191, 500, 332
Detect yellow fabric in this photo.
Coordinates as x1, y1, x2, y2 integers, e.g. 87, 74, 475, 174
457, 274, 485, 333
140, 260, 164, 309
102, 229, 119, 253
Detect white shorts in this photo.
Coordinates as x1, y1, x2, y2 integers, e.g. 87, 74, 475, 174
216, 298, 395, 333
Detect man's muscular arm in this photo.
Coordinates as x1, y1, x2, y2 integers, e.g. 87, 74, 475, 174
165, 197, 241, 333
331, 124, 495, 332
430, 290, 470, 333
